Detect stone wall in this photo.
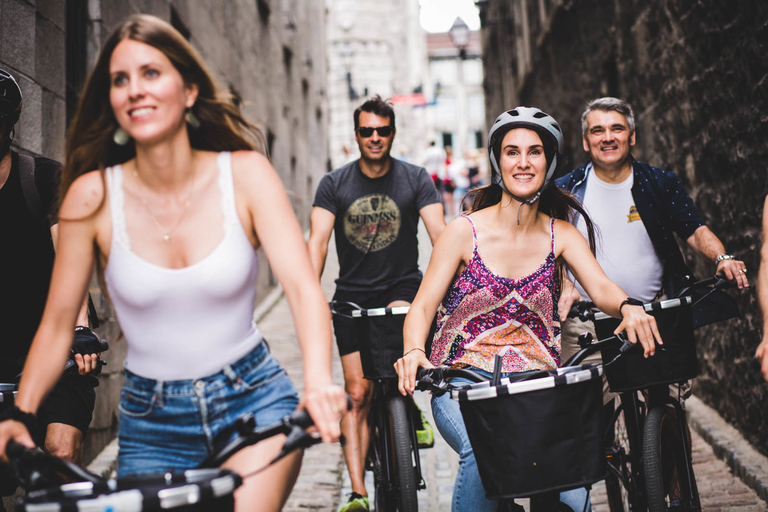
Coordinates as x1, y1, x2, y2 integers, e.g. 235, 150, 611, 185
479, 0, 768, 453
1, 0, 328, 464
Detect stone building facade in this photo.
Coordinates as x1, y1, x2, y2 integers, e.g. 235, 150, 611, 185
326, 0, 431, 169
478, 0, 768, 454
0, 0, 328, 464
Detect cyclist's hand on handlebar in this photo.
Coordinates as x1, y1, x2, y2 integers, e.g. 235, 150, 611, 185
717, 258, 749, 289
558, 279, 582, 322
301, 383, 347, 444
394, 349, 433, 396
74, 353, 101, 375
615, 305, 663, 358
0, 420, 35, 463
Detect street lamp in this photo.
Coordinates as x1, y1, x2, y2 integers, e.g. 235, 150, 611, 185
448, 17, 470, 157
449, 17, 470, 58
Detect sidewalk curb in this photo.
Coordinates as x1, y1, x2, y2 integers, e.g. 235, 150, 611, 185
687, 395, 768, 503
84, 286, 287, 480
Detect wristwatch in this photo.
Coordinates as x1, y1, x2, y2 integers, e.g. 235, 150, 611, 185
619, 297, 644, 317
714, 254, 734, 265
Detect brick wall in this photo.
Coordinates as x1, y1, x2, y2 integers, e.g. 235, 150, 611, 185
479, 0, 768, 453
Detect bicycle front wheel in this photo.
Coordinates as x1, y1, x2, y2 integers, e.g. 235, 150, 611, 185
643, 406, 699, 512
605, 402, 644, 512
388, 394, 419, 512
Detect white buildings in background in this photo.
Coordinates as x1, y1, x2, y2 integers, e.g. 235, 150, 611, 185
427, 26, 485, 158
325, 3, 485, 171
326, 0, 432, 169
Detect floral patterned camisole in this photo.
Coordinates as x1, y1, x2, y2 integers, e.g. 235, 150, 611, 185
429, 215, 561, 373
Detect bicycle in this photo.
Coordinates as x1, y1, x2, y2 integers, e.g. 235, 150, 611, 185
415, 362, 601, 512
0, 327, 109, 509
4, 404, 336, 511
564, 274, 740, 512
330, 301, 425, 512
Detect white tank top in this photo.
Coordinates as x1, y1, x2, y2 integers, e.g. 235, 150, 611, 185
104, 152, 262, 380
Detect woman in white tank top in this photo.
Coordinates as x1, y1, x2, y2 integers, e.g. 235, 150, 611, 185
0, 14, 345, 512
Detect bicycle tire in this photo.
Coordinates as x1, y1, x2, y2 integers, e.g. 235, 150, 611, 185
388, 395, 419, 512
605, 404, 643, 512
643, 406, 698, 512
369, 399, 396, 512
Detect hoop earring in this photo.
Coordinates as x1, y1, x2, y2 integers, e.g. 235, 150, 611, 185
185, 109, 200, 130
113, 127, 130, 146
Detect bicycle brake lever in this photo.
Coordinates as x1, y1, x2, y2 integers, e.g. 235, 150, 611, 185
271, 426, 321, 465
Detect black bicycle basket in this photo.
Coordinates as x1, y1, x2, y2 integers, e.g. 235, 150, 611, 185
17, 468, 242, 512
451, 364, 605, 499
352, 307, 408, 380
596, 297, 696, 392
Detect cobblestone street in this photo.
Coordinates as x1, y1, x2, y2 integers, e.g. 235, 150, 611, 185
261, 227, 768, 511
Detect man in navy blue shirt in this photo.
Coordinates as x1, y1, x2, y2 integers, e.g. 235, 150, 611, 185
556, 97, 748, 365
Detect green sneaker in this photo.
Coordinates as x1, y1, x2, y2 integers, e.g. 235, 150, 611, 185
339, 493, 369, 512
416, 408, 435, 449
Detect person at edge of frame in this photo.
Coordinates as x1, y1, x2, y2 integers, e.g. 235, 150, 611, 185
0, 15, 346, 512
0, 68, 100, 493
308, 95, 446, 512
755, 173, 768, 382
394, 106, 663, 511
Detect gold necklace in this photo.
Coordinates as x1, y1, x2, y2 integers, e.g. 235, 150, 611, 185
132, 168, 196, 243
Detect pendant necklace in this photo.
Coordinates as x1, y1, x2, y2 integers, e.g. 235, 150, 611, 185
133, 166, 196, 244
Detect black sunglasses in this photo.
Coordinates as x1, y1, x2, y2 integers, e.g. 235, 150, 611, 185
357, 126, 393, 138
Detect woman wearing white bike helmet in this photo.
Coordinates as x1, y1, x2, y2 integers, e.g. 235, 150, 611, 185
394, 107, 661, 511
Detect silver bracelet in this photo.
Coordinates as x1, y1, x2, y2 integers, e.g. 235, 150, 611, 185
714, 254, 734, 264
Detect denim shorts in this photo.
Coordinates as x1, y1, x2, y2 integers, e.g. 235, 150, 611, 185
117, 341, 299, 477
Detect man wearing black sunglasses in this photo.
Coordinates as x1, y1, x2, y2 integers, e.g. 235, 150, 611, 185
309, 95, 445, 511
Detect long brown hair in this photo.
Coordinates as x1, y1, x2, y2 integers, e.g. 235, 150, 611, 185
63, 14, 266, 298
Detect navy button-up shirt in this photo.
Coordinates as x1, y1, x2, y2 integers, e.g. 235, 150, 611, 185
556, 158, 706, 297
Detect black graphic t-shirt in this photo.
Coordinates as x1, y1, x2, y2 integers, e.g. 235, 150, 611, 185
313, 158, 440, 292
0, 152, 60, 378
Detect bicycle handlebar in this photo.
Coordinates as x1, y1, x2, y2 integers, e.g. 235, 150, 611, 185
62, 327, 110, 377
6, 440, 106, 490
199, 397, 352, 468
329, 301, 410, 319
566, 274, 735, 323
7, 397, 352, 493
414, 366, 489, 396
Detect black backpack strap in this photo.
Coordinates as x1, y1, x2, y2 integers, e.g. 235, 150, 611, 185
18, 153, 46, 225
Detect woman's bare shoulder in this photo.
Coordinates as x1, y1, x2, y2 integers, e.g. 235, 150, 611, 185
230, 149, 271, 174
60, 170, 107, 219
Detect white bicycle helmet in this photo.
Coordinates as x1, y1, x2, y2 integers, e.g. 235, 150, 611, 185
487, 106, 564, 205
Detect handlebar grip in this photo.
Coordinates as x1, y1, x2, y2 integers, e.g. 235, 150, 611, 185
288, 396, 353, 429
5, 440, 33, 460
288, 409, 313, 429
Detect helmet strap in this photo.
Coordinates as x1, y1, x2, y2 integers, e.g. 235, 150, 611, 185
492, 171, 542, 225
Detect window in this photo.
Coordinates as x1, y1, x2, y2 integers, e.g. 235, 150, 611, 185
257, 0, 271, 23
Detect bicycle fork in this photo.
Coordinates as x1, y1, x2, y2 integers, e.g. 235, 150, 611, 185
405, 398, 426, 490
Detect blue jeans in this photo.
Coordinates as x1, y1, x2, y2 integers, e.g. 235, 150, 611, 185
118, 341, 299, 477
431, 374, 592, 512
